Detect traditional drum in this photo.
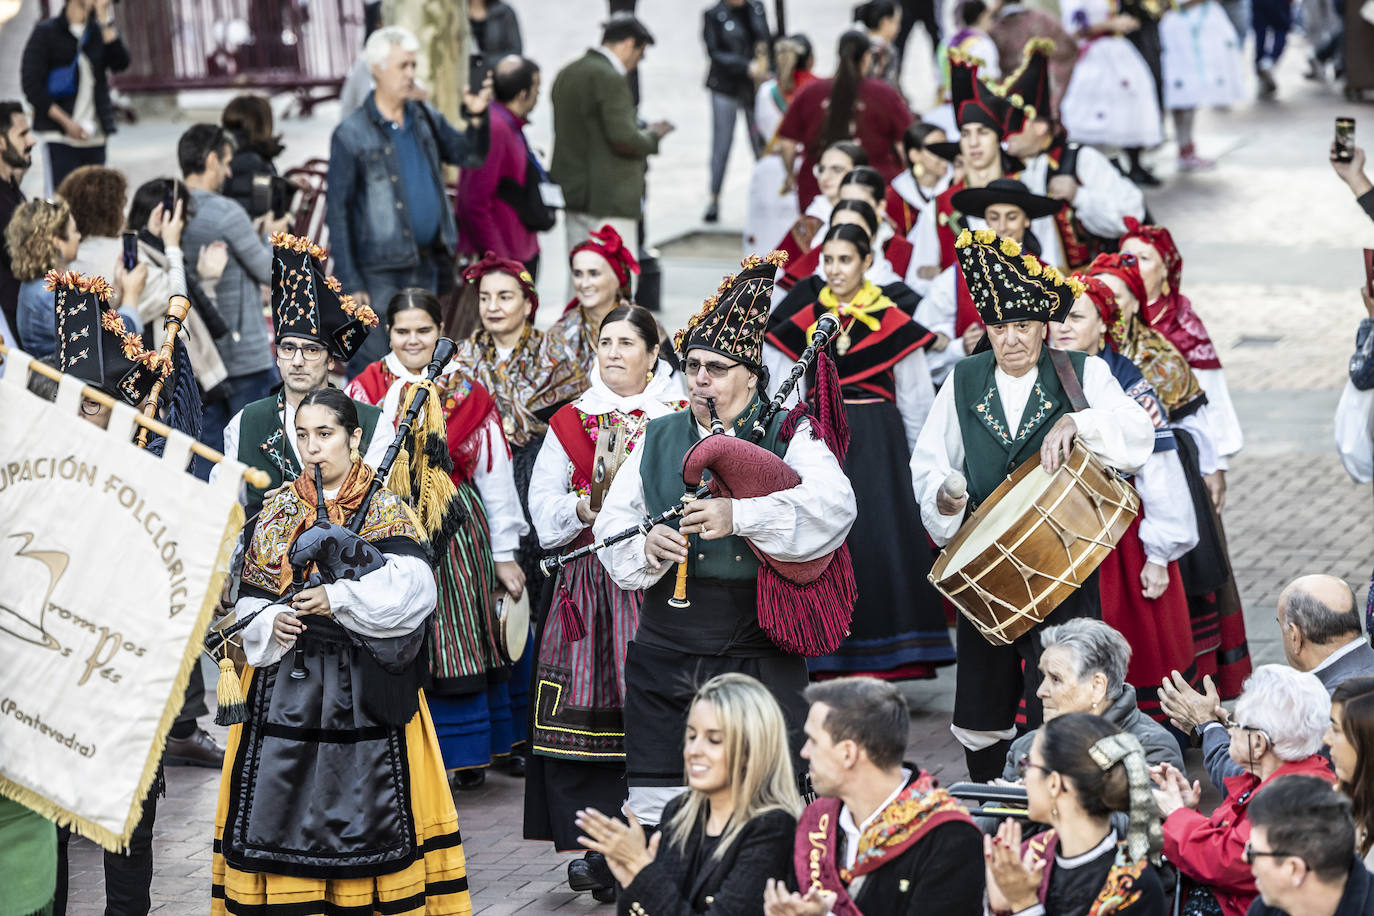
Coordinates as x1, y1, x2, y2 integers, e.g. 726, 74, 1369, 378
494, 588, 531, 663
929, 441, 1139, 646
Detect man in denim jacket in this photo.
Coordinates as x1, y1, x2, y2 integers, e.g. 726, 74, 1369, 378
327, 25, 491, 374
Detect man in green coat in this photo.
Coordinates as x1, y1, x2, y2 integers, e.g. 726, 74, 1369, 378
549, 14, 674, 263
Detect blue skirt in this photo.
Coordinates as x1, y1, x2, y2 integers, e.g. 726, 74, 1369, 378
427, 637, 532, 771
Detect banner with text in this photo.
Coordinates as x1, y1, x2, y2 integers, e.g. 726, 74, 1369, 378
0, 352, 245, 851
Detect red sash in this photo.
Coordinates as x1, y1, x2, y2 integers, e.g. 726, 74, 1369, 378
953, 263, 984, 337
547, 403, 596, 487
934, 182, 964, 270
1143, 292, 1222, 370
884, 235, 913, 278
885, 185, 919, 238
793, 771, 975, 916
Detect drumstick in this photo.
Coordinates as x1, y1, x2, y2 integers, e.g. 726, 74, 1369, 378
939, 472, 967, 501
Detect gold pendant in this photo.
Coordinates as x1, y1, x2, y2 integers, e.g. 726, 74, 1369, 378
836, 329, 851, 355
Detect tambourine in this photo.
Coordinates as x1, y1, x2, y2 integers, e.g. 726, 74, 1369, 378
494, 588, 530, 664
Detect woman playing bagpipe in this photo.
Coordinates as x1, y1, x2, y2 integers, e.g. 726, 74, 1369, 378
359, 288, 529, 791
1048, 274, 1200, 722
1085, 251, 1252, 701
765, 223, 956, 681
522, 304, 687, 896
212, 387, 470, 915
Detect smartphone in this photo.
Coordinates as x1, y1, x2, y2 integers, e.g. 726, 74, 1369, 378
121, 230, 138, 271
163, 178, 179, 218
251, 174, 272, 217
468, 51, 488, 94
1336, 117, 1356, 163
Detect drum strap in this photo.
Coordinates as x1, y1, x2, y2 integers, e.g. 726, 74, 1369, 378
1049, 348, 1089, 412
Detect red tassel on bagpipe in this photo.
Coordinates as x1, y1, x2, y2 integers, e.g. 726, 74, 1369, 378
757, 544, 858, 656
809, 350, 850, 459
556, 582, 587, 643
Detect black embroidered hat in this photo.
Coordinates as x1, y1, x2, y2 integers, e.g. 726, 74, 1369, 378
955, 229, 1084, 326
998, 39, 1055, 138
949, 49, 1010, 137
50, 270, 171, 405
675, 251, 788, 372
951, 177, 1062, 221
270, 232, 379, 362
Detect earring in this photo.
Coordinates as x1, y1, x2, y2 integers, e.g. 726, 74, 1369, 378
913, 162, 925, 178
350, 447, 361, 464
646, 370, 654, 382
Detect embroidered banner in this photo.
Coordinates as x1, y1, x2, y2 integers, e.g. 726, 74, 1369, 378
0, 350, 247, 851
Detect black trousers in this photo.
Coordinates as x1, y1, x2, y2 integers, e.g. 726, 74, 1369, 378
45, 142, 106, 195
54, 786, 157, 916
952, 571, 1101, 733
895, 0, 940, 72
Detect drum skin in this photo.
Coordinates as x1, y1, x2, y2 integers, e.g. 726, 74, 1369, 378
495, 588, 531, 663
929, 443, 1140, 646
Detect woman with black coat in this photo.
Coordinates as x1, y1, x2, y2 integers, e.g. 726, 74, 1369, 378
221, 94, 292, 220
19, 0, 129, 193
576, 674, 801, 913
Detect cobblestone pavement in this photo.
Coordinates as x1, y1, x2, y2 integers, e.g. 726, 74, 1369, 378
33, 0, 1374, 909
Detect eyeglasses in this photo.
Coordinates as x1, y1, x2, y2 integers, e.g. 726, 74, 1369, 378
813, 163, 851, 177
1228, 722, 1270, 740
683, 358, 740, 379
1243, 841, 1297, 865
276, 342, 328, 362
80, 397, 103, 416
1014, 755, 1051, 779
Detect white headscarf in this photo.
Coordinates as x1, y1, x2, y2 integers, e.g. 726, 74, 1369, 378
574, 357, 684, 419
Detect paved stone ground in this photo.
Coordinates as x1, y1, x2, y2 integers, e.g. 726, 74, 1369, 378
13, 0, 1373, 909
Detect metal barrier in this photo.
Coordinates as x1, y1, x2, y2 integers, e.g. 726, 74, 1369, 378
49, 0, 365, 107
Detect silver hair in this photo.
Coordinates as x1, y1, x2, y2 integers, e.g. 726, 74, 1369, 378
365, 26, 419, 72
1038, 618, 1131, 698
1283, 584, 1361, 644
1233, 664, 1331, 761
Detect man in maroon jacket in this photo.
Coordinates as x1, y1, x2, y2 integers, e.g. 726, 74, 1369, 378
456, 55, 543, 277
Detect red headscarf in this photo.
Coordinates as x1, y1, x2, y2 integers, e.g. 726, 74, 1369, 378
1118, 218, 1221, 370
1119, 217, 1182, 294
1086, 252, 1148, 311
462, 251, 540, 321
1072, 274, 1119, 326
569, 224, 641, 290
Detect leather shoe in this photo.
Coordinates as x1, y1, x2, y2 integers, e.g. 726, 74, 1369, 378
568, 851, 615, 892
591, 885, 617, 904
164, 727, 225, 768
449, 768, 486, 791
505, 754, 526, 778
703, 201, 720, 223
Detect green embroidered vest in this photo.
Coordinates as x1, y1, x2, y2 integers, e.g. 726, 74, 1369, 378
951, 348, 1086, 505
639, 395, 788, 582
238, 390, 383, 508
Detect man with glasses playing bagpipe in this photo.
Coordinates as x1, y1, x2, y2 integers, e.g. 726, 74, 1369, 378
213, 233, 390, 515
580, 253, 858, 828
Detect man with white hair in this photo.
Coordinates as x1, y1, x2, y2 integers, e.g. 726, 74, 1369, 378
326, 25, 492, 374
1151, 665, 1335, 916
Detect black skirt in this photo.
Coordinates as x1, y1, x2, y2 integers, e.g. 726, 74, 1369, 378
1172, 428, 1229, 598
808, 400, 955, 677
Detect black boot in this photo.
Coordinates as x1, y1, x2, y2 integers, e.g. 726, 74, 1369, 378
964, 739, 1014, 783
568, 850, 616, 893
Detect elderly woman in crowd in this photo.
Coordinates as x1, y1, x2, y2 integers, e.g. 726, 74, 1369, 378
1001, 619, 1184, 781
1326, 676, 1374, 869
986, 713, 1168, 915
1152, 664, 1335, 916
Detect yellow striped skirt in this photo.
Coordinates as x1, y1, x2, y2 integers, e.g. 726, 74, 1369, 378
211, 677, 471, 915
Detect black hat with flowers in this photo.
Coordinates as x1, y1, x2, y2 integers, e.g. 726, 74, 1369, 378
270, 232, 379, 362
675, 251, 788, 372
50, 270, 172, 405
955, 229, 1084, 326
998, 39, 1055, 138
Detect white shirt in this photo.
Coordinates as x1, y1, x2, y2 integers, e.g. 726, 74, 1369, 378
213, 393, 391, 495
593, 44, 627, 76
238, 551, 438, 668
910, 352, 1155, 545
1311, 636, 1368, 675
595, 415, 857, 591
837, 769, 913, 870
1134, 447, 1198, 566
377, 376, 528, 561
1191, 367, 1243, 466
1335, 379, 1374, 483
1018, 145, 1146, 242
913, 265, 965, 385
889, 170, 951, 244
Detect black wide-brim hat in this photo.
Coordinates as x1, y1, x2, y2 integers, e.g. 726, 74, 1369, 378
926, 142, 1026, 175
951, 178, 1063, 221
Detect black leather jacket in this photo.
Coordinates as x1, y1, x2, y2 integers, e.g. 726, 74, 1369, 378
703, 0, 770, 97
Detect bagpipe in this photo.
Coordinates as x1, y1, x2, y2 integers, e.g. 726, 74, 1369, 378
206, 339, 460, 721
541, 314, 858, 657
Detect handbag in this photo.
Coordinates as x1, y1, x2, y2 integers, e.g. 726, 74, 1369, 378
46, 27, 87, 99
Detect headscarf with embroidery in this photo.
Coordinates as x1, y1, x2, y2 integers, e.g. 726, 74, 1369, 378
1118, 218, 1222, 370
569, 223, 640, 291
1086, 252, 1148, 313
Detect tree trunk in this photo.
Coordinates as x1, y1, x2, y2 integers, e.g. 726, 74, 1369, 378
382, 0, 466, 124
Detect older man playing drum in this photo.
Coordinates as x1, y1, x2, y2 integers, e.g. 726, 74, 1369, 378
909, 229, 1154, 781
